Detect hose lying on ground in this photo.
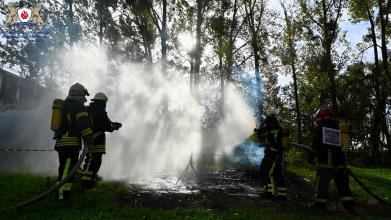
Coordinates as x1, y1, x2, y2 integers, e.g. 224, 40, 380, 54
347, 169, 391, 208
1, 132, 103, 211
289, 142, 391, 208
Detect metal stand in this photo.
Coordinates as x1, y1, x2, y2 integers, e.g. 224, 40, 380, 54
176, 154, 202, 185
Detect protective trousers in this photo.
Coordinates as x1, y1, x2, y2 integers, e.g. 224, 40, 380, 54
57, 148, 79, 200
81, 153, 103, 189
316, 167, 354, 209
260, 150, 287, 198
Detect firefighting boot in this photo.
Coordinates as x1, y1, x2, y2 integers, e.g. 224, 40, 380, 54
57, 190, 71, 200
259, 192, 274, 200
276, 195, 288, 201
343, 200, 355, 213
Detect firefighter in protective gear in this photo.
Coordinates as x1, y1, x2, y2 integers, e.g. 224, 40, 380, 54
309, 107, 354, 212
81, 92, 122, 190
255, 109, 287, 200
55, 83, 92, 200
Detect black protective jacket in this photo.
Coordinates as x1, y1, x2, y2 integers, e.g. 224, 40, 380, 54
88, 100, 114, 153
311, 119, 346, 167
256, 117, 283, 153
55, 98, 92, 150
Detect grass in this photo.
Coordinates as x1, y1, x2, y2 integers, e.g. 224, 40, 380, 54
347, 167, 391, 200
0, 169, 391, 219
287, 165, 391, 202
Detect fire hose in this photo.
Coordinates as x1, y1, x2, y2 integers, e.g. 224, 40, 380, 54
289, 142, 391, 208
1, 131, 103, 211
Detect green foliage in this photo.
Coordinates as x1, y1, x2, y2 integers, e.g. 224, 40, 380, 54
0, 0, 390, 167
349, 0, 377, 22
285, 148, 308, 167
338, 63, 373, 146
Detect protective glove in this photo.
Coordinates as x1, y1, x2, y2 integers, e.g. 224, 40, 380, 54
112, 122, 122, 130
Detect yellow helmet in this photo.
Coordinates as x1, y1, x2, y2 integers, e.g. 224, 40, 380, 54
92, 92, 108, 102
68, 83, 89, 96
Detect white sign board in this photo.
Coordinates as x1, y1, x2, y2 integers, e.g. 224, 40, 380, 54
322, 127, 341, 146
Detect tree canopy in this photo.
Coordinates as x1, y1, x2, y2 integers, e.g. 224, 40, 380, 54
0, 0, 390, 166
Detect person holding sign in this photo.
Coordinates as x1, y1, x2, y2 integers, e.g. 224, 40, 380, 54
308, 107, 354, 212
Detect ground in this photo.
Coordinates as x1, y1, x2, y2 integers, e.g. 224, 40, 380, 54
1, 166, 391, 219
113, 168, 391, 217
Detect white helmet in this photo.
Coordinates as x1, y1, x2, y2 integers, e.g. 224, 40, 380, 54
92, 92, 108, 102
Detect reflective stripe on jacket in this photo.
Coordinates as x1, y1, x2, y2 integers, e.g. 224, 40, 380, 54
256, 117, 283, 153
55, 99, 92, 150
88, 100, 114, 153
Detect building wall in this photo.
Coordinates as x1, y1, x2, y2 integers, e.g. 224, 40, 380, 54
0, 68, 47, 109
0, 69, 19, 104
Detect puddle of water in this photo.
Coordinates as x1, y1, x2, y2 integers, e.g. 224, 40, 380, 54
127, 174, 200, 194
123, 171, 263, 198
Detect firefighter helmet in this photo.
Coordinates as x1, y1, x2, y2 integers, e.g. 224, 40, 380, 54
68, 83, 89, 96
315, 107, 332, 120
92, 92, 108, 102
264, 109, 277, 117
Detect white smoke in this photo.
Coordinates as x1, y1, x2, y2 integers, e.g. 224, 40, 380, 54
56, 44, 255, 179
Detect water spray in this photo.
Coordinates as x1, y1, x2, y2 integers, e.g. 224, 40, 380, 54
0, 44, 257, 200
55, 45, 256, 180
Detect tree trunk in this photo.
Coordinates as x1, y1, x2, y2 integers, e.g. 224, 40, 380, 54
141, 33, 152, 63
291, 53, 302, 143
161, 0, 167, 74
68, 0, 75, 46
367, 4, 382, 161
219, 56, 225, 117
282, 4, 302, 143
99, 14, 104, 45
226, 0, 238, 80
219, 43, 224, 117
377, 0, 391, 151
321, 0, 337, 113
327, 57, 338, 113
378, 0, 391, 82
190, 57, 194, 92
194, 0, 202, 100
254, 42, 262, 124
245, 0, 263, 125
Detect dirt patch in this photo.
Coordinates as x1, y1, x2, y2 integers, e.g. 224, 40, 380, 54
113, 169, 391, 217
114, 170, 305, 210
115, 191, 199, 209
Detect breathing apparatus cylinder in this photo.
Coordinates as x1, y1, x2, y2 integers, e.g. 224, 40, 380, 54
282, 127, 290, 150
339, 122, 350, 151
51, 99, 64, 132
